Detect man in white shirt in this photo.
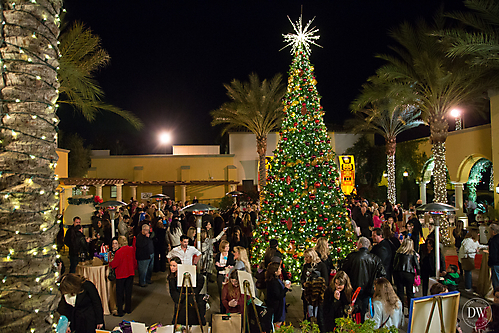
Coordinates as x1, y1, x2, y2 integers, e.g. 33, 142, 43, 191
167, 235, 201, 265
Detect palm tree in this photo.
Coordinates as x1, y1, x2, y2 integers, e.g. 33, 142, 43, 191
58, 21, 142, 129
348, 84, 423, 204
445, 0, 499, 67
211, 73, 286, 192
371, 17, 497, 204
0, 1, 63, 332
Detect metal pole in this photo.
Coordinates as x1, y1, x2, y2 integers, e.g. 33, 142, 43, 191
196, 215, 202, 250
110, 210, 116, 238
435, 215, 440, 279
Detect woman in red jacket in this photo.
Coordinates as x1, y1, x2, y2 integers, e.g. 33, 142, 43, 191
109, 236, 137, 317
221, 270, 246, 314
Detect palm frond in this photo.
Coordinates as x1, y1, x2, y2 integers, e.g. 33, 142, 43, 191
58, 21, 143, 129
211, 73, 285, 138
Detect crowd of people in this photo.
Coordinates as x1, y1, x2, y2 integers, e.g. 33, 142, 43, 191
58, 197, 499, 332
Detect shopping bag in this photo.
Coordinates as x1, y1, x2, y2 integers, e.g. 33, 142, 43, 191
212, 313, 242, 333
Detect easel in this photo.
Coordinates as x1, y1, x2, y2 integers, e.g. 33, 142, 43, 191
241, 280, 263, 333
173, 272, 204, 333
424, 296, 445, 333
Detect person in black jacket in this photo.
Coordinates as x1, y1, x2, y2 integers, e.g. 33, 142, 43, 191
406, 212, 424, 252
58, 273, 104, 333
153, 218, 168, 272
371, 228, 394, 283
420, 238, 446, 296
214, 240, 236, 313
167, 257, 206, 325
489, 224, 499, 289
393, 238, 420, 311
356, 206, 374, 238
64, 216, 85, 273
266, 262, 291, 329
136, 224, 154, 287
323, 271, 352, 332
341, 237, 386, 322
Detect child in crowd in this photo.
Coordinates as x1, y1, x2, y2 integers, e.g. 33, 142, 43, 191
323, 271, 352, 332
441, 264, 460, 291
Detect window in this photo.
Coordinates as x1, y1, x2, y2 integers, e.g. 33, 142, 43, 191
110, 185, 117, 198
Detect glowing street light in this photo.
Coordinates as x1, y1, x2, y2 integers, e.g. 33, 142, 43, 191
159, 132, 171, 154
159, 132, 171, 144
450, 108, 462, 130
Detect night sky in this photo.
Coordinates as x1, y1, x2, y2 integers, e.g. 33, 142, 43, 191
59, 0, 468, 155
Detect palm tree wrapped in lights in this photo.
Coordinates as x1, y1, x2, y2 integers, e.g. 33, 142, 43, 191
371, 16, 497, 205
0, 1, 63, 332
211, 73, 286, 193
348, 83, 423, 205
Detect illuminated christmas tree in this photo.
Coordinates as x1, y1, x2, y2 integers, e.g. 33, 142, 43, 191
251, 16, 356, 280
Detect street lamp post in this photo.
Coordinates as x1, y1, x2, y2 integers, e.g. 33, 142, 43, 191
451, 109, 463, 130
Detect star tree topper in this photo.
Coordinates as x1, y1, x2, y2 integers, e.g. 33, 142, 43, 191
280, 14, 322, 55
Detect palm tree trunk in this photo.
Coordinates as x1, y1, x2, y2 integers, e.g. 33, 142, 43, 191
429, 114, 449, 204
0, 1, 62, 332
387, 154, 396, 205
386, 139, 396, 205
256, 136, 267, 192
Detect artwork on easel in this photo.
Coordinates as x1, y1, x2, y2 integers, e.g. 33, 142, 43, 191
237, 270, 256, 296
408, 291, 460, 333
177, 264, 197, 288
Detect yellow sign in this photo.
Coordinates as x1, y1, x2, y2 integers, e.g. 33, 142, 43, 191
339, 155, 355, 195
258, 156, 274, 183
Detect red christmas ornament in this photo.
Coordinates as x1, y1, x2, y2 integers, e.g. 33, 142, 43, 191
280, 218, 287, 225
286, 175, 291, 185
295, 204, 300, 208
287, 218, 293, 230
290, 188, 295, 192
317, 226, 324, 231
301, 105, 307, 115
314, 181, 321, 188
309, 194, 316, 200
290, 240, 296, 244
299, 219, 306, 226
315, 119, 320, 124
323, 217, 328, 222
293, 254, 298, 259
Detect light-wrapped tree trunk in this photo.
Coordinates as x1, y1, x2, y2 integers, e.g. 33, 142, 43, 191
256, 135, 267, 191
386, 154, 396, 205
0, 1, 62, 332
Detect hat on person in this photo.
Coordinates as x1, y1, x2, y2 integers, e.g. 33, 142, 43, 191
269, 239, 278, 248
271, 256, 282, 263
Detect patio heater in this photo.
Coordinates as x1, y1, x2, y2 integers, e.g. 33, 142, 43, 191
150, 193, 170, 212
180, 203, 218, 250
416, 202, 457, 279
96, 200, 127, 238
226, 190, 243, 205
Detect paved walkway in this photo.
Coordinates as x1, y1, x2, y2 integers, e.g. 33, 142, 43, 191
63, 246, 490, 332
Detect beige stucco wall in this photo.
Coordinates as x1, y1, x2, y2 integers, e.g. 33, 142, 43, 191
417, 124, 492, 183
88, 154, 236, 203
